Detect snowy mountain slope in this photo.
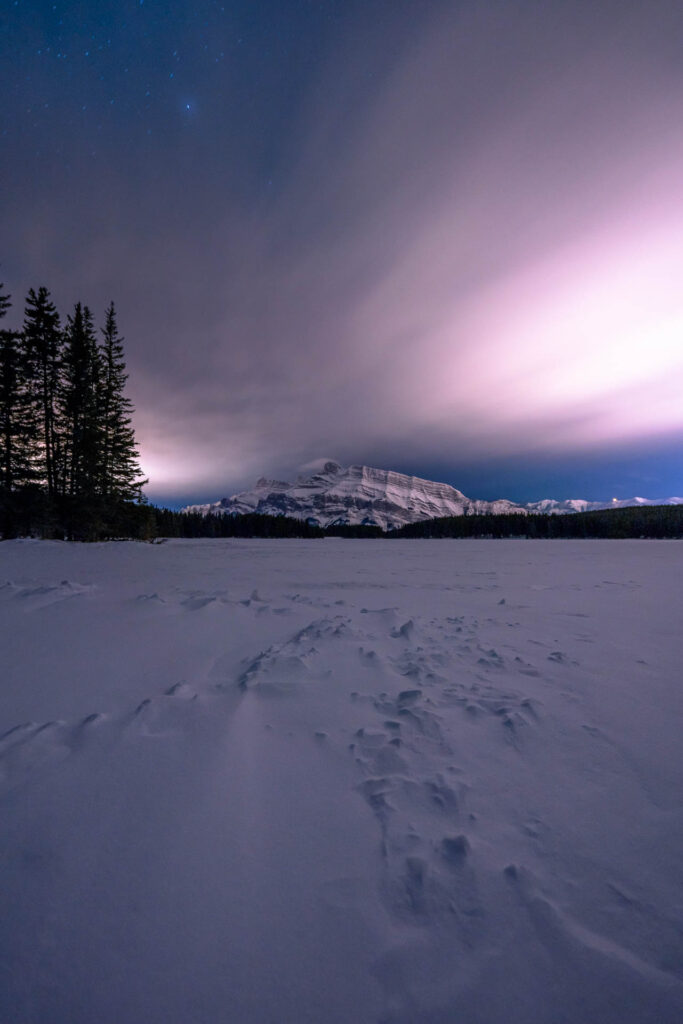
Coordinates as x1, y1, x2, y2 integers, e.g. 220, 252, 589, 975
527, 495, 683, 514
525, 498, 602, 514
183, 461, 527, 529
183, 461, 683, 528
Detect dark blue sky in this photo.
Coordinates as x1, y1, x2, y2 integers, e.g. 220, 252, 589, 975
3, 0, 683, 506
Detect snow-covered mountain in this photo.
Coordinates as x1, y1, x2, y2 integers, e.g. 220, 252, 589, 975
183, 462, 683, 528
183, 461, 683, 530
183, 461, 527, 529
526, 495, 683, 514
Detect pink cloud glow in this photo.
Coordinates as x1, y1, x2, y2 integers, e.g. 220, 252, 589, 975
20, 0, 681, 497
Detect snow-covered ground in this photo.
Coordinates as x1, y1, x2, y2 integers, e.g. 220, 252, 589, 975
1, 538, 683, 1024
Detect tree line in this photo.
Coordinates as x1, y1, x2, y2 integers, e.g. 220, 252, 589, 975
389, 505, 683, 539
149, 510, 383, 539
0, 281, 146, 539
143, 505, 683, 540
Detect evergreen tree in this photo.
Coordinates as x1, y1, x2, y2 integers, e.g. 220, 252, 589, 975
0, 285, 37, 533
0, 330, 25, 492
22, 287, 62, 496
99, 302, 146, 501
1, 283, 147, 539
60, 303, 102, 499
0, 282, 10, 321
0, 283, 20, 492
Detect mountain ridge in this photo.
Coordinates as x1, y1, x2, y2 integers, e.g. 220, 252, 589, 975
181, 461, 683, 530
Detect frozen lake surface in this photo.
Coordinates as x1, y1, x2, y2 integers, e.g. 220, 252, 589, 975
1, 538, 683, 1023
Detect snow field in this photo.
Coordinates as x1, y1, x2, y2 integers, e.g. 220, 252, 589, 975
1, 538, 683, 1023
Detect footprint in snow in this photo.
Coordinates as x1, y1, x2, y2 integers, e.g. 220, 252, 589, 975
0, 720, 72, 794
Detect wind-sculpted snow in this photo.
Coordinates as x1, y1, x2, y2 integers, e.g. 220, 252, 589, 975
1, 538, 683, 1023
183, 461, 683, 528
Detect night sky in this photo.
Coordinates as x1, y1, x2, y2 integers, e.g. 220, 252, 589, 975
3, 0, 683, 507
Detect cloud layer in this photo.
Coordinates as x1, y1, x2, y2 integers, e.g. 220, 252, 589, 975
5, 0, 683, 501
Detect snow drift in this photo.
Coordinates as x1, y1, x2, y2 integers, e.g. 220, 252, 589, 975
1, 538, 683, 1023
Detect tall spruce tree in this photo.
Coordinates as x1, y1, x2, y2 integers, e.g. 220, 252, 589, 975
0, 282, 9, 321
23, 287, 62, 496
0, 283, 21, 493
0, 329, 23, 499
60, 303, 102, 499
0, 286, 37, 533
99, 302, 146, 501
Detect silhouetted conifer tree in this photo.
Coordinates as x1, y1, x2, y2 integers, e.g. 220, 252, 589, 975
0, 283, 9, 321
0, 330, 25, 492
0, 285, 38, 533
23, 287, 62, 496
60, 303, 102, 499
0, 283, 150, 540
99, 302, 146, 501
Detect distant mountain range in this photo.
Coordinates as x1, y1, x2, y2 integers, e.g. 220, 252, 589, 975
182, 460, 683, 531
